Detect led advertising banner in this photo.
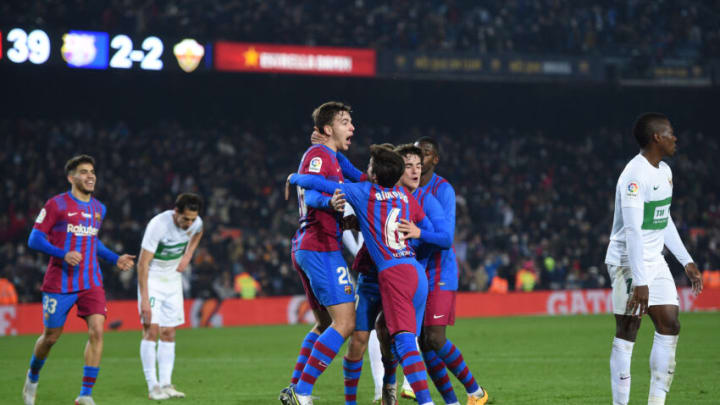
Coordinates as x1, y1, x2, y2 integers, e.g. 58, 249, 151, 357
215, 42, 376, 77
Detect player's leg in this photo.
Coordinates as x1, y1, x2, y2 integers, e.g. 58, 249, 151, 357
141, 323, 169, 400
420, 326, 458, 405
380, 264, 433, 405
158, 327, 185, 398
156, 286, 186, 398
344, 330, 369, 405
74, 287, 108, 403
375, 312, 399, 404
367, 330, 385, 402
609, 265, 641, 405
645, 263, 681, 405
23, 292, 77, 405
343, 280, 381, 405
294, 250, 355, 400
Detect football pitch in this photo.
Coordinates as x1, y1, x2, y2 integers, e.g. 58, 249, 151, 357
2, 313, 718, 404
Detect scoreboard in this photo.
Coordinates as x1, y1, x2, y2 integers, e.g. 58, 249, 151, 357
1, 27, 211, 73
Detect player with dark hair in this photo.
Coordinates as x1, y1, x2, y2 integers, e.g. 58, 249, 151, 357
280, 101, 358, 405
137, 193, 204, 400
341, 143, 453, 405
414, 137, 489, 405
287, 145, 451, 405
605, 113, 702, 405
23, 155, 136, 405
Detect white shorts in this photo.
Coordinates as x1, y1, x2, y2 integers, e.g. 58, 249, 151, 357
138, 276, 185, 327
608, 261, 679, 315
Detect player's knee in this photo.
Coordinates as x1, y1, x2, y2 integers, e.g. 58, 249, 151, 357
88, 326, 103, 343
160, 328, 176, 342
659, 319, 681, 335
42, 331, 61, 346
423, 330, 446, 351
334, 319, 355, 338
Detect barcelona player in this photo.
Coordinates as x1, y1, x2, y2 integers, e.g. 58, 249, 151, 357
288, 145, 448, 405
23, 155, 135, 405
413, 137, 488, 405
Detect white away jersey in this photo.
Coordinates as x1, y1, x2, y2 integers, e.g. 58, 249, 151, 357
606, 154, 673, 266
141, 210, 203, 275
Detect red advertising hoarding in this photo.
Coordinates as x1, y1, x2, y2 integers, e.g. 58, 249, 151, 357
2, 287, 718, 336
214, 42, 376, 77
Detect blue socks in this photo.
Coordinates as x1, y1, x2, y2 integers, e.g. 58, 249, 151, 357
28, 354, 46, 383
79, 366, 99, 397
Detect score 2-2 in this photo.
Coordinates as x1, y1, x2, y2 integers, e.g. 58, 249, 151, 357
109, 34, 163, 70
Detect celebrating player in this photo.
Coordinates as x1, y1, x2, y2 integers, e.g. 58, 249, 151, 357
23, 155, 135, 405
288, 145, 453, 405
342, 144, 452, 405
605, 113, 703, 405
137, 193, 204, 400
279, 101, 357, 405
414, 137, 488, 405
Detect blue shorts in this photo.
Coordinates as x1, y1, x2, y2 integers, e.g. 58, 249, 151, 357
294, 249, 354, 307
355, 278, 382, 331
42, 288, 107, 329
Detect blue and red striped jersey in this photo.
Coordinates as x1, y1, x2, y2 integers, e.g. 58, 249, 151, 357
290, 174, 434, 272
417, 173, 459, 291
33, 192, 107, 293
292, 145, 344, 252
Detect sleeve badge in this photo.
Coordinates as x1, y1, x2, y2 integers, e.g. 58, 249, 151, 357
309, 157, 323, 173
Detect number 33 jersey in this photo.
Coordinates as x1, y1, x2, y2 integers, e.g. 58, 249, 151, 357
606, 153, 673, 266
141, 210, 203, 280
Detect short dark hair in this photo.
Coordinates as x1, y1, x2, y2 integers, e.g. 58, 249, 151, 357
65, 155, 96, 175
415, 136, 441, 157
370, 145, 404, 188
175, 193, 203, 213
394, 143, 423, 162
379, 142, 395, 150
633, 113, 669, 148
312, 101, 352, 135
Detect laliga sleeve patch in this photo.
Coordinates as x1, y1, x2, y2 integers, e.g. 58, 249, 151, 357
308, 157, 323, 173
35, 208, 47, 224
626, 181, 639, 197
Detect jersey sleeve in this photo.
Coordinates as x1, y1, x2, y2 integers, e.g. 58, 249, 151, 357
290, 173, 344, 196
33, 199, 60, 234
140, 217, 163, 253
619, 170, 645, 209
408, 193, 427, 224
299, 147, 333, 177
435, 182, 456, 233
419, 194, 453, 248
193, 216, 204, 235
336, 152, 365, 182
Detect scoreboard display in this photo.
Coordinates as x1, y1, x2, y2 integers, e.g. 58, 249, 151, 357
1, 27, 211, 73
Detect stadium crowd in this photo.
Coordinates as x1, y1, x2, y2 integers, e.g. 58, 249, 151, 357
1, 118, 718, 303
3, 0, 720, 59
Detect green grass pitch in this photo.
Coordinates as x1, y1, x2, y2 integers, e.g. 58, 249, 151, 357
1, 313, 718, 404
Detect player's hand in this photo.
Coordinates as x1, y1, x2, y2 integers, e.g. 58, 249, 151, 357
311, 127, 329, 145
397, 219, 421, 240
140, 299, 152, 325
177, 255, 191, 272
685, 262, 703, 295
626, 285, 649, 318
117, 254, 136, 271
64, 251, 83, 266
285, 173, 294, 200
330, 189, 346, 212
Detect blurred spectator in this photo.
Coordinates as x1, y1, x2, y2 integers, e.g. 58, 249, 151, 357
234, 272, 261, 299
2, 0, 719, 59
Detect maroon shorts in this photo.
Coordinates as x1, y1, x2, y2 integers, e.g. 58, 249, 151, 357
291, 250, 322, 311
76, 287, 107, 318
379, 264, 427, 336
423, 289, 456, 326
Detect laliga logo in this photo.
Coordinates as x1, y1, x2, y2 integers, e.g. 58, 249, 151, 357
173, 39, 204, 73
61, 33, 97, 67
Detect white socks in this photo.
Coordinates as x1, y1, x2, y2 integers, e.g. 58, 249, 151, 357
158, 341, 176, 386
140, 340, 158, 391
368, 330, 384, 398
610, 337, 634, 405
649, 332, 678, 404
